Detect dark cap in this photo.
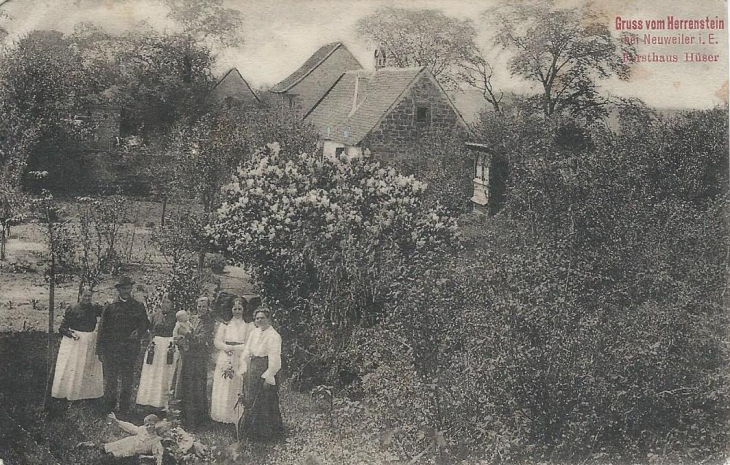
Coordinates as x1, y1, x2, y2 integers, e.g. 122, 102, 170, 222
115, 276, 135, 288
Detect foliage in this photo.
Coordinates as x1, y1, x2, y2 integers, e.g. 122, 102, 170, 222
356, 7, 478, 90
31, 191, 76, 280
208, 142, 458, 384
0, 25, 216, 193
347, 106, 730, 463
0, 183, 30, 260
73, 196, 133, 294
457, 47, 505, 112
151, 208, 207, 266
391, 130, 473, 215
70, 26, 216, 141
164, 0, 244, 47
0, 30, 97, 191
174, 107, 319, 218
145, 262, 203, 315
205, 253, 227, 274
488, 0, 635, 121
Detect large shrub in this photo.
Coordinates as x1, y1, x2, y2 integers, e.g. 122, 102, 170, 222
354, 106, 730, 463
208, 143, 458, 380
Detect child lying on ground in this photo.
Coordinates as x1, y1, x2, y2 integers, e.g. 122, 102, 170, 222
77, 413, 167, 464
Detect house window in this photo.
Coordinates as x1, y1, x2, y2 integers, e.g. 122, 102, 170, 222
416, 106, 430, 124
335, 147, 345, 157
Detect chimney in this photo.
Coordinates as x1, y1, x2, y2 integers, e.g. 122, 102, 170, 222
374, 46, 388, 70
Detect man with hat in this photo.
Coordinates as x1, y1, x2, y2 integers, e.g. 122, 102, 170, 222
96, 276, 150, 413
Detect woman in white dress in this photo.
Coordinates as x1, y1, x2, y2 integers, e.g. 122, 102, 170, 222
52, 289, 104, 401
210, 297, 253, 423
136, 296, 178, 408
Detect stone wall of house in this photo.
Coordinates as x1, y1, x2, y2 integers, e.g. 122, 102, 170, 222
363, 74, 464, 157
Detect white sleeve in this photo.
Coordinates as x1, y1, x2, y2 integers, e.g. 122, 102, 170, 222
261, 331, 282, 385
116, 419, 141, 435
213, 324, 227, 351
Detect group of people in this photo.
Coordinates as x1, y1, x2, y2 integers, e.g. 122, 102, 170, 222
52, 275, 284, 461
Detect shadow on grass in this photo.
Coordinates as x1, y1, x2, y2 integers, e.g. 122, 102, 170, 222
0, 331, 328, 465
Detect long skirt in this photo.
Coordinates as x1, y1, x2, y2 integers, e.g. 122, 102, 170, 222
210, 349, 244, 424
136, 336, 179, 408
52, 330, 104, 400
176, 349, 210, 427
238, 356, 284, 441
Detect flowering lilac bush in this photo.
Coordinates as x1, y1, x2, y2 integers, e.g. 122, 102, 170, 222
209, 143, 456, 308
207, 142, 458, 379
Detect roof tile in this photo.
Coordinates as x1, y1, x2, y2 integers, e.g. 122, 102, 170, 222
306, 67, 424, 145
270, 42, 342, 93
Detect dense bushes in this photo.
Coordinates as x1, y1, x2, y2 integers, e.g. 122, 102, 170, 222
359, 106, 730, 462
209, 105, 729, 463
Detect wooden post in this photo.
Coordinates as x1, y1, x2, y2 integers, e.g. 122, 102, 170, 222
43, 218, 56, 411
0, 222, 5, 260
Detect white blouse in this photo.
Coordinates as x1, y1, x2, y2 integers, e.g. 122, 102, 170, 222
214, 319, 252, 352
240, 326, 282, 385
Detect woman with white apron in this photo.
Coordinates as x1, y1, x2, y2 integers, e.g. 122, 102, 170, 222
136, 296, 178, 408
52, 289, 104, 401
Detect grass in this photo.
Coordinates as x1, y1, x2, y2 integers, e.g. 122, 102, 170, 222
0, 197, 252, 333
0, 331, 407, 465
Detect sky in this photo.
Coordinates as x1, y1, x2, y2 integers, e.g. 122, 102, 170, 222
0, 0, 727, 109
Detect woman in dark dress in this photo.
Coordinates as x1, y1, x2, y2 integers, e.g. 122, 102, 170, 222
52, 288, 104, 400
176, 296, 217, 427
238, 308, 284, 441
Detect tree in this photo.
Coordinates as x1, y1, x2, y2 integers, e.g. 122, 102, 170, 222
164, 0, 243, 47
356, 7, 477, 90
488, 1, 634, 121
458, 48, 505, 112
70, 27, 216, 141
32, 187, 74, 411
0, 30, 97, 191
167, 106, 319, 274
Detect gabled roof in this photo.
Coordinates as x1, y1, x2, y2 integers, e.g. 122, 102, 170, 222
211, 67, 260, 103
449, 89, 520, 125
270, 42, 345, 93
305, 67, 467, 145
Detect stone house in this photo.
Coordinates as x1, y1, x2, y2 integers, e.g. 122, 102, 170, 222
209, 67, 260, 109
304, 63, 468, 159
270, 42, 363, 119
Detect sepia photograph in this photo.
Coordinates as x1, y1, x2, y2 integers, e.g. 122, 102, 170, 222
0, 0, 728, 463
